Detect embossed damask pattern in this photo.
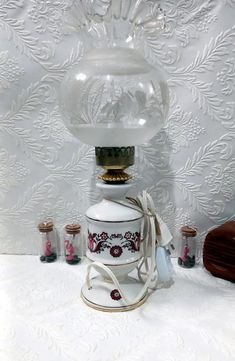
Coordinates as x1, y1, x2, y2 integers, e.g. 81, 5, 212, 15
0, 0, 234, 254
0, 256, 234, 361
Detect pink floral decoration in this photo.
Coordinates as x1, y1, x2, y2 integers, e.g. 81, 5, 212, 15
110, 245, 123, 258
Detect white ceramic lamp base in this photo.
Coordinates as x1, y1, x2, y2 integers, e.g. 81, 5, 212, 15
81, 275, 147, 312
82, 182, 145, 312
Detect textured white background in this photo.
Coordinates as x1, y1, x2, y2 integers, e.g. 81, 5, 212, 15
0, 0, 235, 254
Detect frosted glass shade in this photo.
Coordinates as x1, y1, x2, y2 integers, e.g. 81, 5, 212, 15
59, 47, 169, 147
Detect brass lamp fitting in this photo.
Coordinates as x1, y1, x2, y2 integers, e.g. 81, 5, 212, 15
95, 146, 135, 184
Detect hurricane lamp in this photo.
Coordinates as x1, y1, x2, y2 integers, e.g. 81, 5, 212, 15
59, 0, 172, 311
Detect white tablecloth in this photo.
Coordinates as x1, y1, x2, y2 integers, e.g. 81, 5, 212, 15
0, 256, 234, 361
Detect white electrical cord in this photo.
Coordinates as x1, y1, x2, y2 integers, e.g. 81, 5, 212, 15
85, 191, 159, 306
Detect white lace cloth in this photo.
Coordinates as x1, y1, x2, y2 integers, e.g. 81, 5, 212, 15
0, 255, 234, 361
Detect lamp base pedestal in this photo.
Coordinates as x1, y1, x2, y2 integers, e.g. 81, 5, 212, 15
81, 276, 148, 312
